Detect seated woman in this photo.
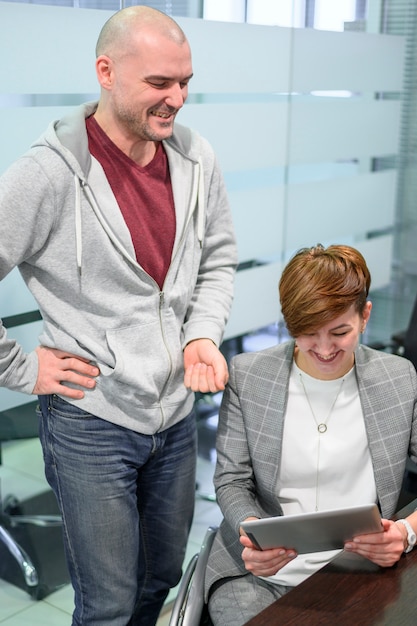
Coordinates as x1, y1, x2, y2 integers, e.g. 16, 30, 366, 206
205, 244, 417, 626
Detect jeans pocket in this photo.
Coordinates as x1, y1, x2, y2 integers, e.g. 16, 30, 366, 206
51, 394, 95, 420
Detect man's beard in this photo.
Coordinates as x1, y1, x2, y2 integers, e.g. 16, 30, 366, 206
116, 105, 176, 142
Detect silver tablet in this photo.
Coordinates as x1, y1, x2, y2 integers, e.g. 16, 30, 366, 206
240, 503, 382, 553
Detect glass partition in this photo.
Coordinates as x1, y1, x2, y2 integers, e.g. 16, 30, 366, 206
0, 0, 408, 411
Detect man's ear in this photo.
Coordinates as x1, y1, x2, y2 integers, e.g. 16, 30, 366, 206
96, 55, 113, 89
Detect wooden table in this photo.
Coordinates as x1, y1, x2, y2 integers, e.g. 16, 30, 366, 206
244, 499, 417, 626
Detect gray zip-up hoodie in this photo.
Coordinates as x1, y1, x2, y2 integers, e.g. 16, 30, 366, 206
0, 102, 237, 434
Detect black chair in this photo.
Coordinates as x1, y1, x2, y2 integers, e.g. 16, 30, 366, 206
401, 293, 417, 368
368, 291, 417, 368
0, 400, 65, 599
169, 525, 217, 626
366, 291, 417, 506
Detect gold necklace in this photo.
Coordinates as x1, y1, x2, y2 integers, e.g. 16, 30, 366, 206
299, 373, 345, 510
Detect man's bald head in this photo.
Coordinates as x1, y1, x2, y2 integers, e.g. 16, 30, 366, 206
96, 6, 187, 58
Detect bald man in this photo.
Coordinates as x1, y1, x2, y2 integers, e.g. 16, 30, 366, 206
0, 6, 236, 625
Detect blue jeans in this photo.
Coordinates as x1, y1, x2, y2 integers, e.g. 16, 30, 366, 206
37, 394, 197, 626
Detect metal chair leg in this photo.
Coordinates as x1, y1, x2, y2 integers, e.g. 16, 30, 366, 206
0, 525, 39, 587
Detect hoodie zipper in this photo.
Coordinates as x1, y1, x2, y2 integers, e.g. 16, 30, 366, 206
155, 162, 204, 428
75, 157, 204, 429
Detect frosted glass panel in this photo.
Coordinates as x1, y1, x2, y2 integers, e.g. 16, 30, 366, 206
356, 236, 393, 291
0, 107, 75, 173
230, 187, 285, 262
285, 171, 397, 250
0, 268, 38, 317
0, 4, 293, 95
180, 102, 290, 171
0, 3, 101, 93
224, 262, 282, 340
0, 388, 35, 412
3, 7, 403, 97
178, 18, 292, 93
289, 100, 401, 163
5, 321, 43, 352
292, 29, 405, 92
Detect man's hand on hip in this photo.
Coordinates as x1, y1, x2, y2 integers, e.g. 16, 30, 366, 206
33, 346, 100, 399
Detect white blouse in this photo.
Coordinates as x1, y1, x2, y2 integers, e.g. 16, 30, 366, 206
266, 360, 377, 587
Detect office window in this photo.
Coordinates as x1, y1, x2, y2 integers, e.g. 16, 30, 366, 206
0, 0, 195, 16
203, 0, 361, 29
314, 0, 356, 30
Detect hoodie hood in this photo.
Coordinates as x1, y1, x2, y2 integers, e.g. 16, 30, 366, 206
35, 101, 204, 179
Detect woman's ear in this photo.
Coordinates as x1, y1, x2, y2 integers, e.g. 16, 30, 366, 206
362, 301, 372, 332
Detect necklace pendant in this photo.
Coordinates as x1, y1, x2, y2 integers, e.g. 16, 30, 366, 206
318, 423, 327, 434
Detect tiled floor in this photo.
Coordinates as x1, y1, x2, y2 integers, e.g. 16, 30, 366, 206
0, 293, 415, 624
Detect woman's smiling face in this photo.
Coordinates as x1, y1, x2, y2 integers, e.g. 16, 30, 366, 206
294, 302, 372, 380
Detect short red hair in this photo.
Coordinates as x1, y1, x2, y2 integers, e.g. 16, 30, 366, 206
279, 244, 371, 337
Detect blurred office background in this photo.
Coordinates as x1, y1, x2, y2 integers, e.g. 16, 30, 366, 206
0, 0, 416, 623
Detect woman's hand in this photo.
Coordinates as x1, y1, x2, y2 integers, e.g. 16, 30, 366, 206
344, 518, 405, 567
239, 534, 297, 577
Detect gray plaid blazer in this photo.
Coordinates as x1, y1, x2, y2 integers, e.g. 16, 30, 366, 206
205, 341, 417, 597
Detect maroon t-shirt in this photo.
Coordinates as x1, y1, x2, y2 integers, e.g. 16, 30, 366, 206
86, 116, 176, 290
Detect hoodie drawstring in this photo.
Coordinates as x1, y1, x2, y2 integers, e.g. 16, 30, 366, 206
74, 175, 82, 276
197, 158, 205, 247
74, 158, 205, 277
